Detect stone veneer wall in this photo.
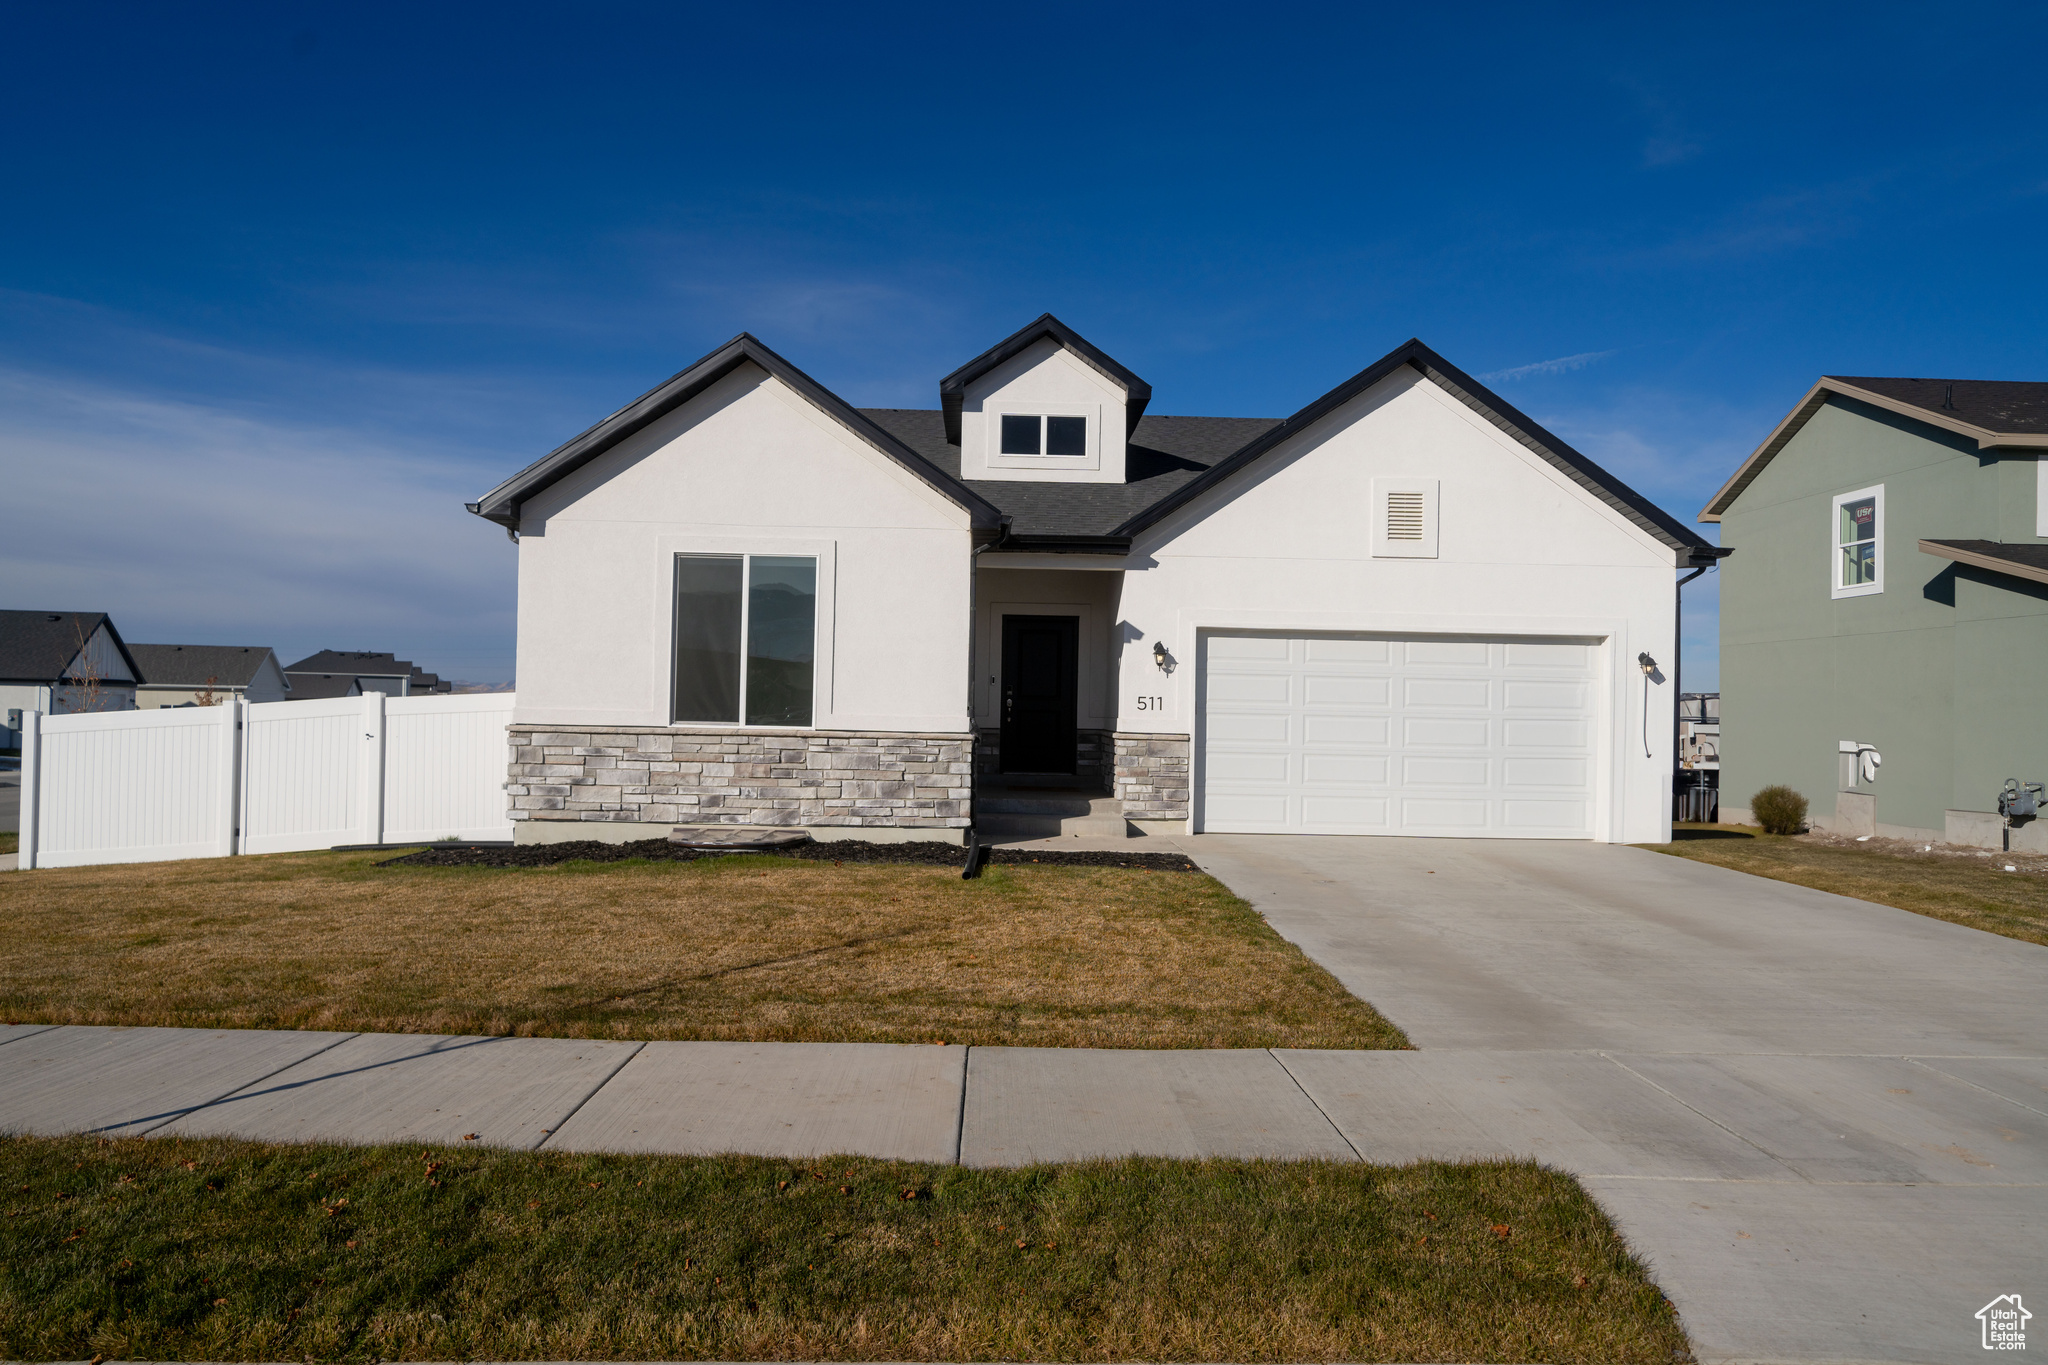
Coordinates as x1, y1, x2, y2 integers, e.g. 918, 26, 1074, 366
1114, 732, 1190, 822
975, 728, 1111, 788
506, 726, 971, 829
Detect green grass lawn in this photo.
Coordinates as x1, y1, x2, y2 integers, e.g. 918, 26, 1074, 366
0, 1135, 1689, 1363
0, 831, 15, 857
1644, 825, 2048, 947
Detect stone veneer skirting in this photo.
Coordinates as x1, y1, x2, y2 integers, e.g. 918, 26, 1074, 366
506, 726, 972, 829
1115, 732, 1190, 822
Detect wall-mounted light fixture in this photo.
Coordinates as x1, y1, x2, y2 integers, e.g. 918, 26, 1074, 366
1637, 652, 1658, 675
1152, 641, 1173, 673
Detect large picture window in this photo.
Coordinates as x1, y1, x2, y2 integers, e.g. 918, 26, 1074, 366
1830, 485, 1883, 599
672, 554, 817, 725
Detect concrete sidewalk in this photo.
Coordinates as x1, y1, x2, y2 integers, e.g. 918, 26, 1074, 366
3, 1021, 2042, 1365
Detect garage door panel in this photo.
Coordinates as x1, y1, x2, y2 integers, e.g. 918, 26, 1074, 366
1403, 717, 1490, 747
1199, 630, 1599, 839
1403, 757, 1491, 786
1302, 715, 1390, 745
1503, 757, 1588, 787
1504, 680, 1589, 711
1302, 754, 1390, 785
1207, 713, 1293, 743
1503, 718, 1589, 749
1301, 797, 1392, 826
1304, 637, 1392, 663
1207, 672, 1294, 704
1403, 640, 1490, 666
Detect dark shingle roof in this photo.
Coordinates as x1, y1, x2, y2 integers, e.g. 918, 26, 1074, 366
861, 409, 1282, 539
1827, 378, 2048, 436
0, 610, 137, 684
284, 650, 413, 676
1920, 539, 2048, 586
129, 644, 278, 689
280, 672, 359, 700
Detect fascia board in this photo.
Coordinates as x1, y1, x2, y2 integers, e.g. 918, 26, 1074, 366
1703, 378, 2048, 523
1919, 539, 2048, 586
470, 335, 1002, 532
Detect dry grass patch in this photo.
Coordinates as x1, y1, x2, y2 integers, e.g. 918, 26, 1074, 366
0, 850, 1406, 1048
0, 1135, 1689, 1363
1645, 825, 2048, 947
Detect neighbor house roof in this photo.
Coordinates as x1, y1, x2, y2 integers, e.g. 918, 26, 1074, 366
284, 650, 412, 677
936, 313, 1153, 446
1919, 539, 2048, 587
0, 610, 141, 685
1702, 376, 2048, 522
468, 333, 1005, 534
129, 644, 281, 690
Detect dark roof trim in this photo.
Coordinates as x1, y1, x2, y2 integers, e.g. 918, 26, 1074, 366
937, 313, 1153, 446
1702, 378, 2048, 522
994, 533, 1132, 555
1110, 339, 1713, 559
1919, 539, 2048, 586
469, 334, 1004, 532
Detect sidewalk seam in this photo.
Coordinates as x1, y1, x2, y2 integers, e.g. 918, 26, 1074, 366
952, 1045, 970, 1165
1598, 1053, 1810, 1182
1267, 1049, 1362, 1162
533, 1040, 648, 1151
1905, 1056, 2048, 1120
131, 1031, 361, 1136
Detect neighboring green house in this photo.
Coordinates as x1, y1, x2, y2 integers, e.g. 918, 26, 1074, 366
1703, 376, 2048, 848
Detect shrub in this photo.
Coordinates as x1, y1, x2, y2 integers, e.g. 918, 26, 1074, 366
1750, 785, 1808, 835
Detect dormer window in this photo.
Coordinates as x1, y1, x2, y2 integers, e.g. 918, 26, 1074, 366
1001, 414, 1088, 456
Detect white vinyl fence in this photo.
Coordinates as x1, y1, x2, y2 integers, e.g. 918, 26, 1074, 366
18, 692, 515, 870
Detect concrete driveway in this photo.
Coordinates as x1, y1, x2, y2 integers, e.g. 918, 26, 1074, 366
1187, 834, 2048, 1365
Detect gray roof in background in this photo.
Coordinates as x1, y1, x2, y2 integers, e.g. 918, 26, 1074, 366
862, 409, 1282, 538
0, 609, 137, 684
129, 644, 278, 688
284, 650, 412, 677
1827, 377, 2048, 435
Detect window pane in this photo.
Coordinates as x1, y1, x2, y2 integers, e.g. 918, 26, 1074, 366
1839, 496, 1875, 547
1000, 414, 1041, 455
746, 556, 816, 726
1842, 542, 1877, 586
672, 555, 742, 723
1045, 415, 1087, 456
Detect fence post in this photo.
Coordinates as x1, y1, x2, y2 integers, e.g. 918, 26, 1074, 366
18, 711, 39, 871
359, 690, 386, 846
221, 697, 244, 857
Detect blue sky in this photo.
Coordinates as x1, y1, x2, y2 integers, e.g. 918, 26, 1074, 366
5, 2, 2044, 685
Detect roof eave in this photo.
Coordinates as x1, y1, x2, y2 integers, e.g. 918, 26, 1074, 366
1919, 539, 2048, 587
937, 313, 1153, 445
470, 334, 1004, 534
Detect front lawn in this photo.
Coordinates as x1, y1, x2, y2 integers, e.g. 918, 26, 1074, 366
0, 1135, 1689, 1363
0, 849, 1407, 1049
1644, 826, 2048, 947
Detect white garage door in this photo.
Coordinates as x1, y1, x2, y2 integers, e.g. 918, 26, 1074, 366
1197, 632, 1599, 838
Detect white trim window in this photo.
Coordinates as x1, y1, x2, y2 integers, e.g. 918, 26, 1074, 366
671, 553, 818, 726
985, 403, 1101, 471
1831, 485, 1883, 598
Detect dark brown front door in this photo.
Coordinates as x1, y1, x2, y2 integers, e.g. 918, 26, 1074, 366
999, 614, 1078, 775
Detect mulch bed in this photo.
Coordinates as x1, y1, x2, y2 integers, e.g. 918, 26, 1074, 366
378, 838, 1201, 872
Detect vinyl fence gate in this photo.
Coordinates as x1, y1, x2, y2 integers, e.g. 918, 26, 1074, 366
18, 691, 515, 870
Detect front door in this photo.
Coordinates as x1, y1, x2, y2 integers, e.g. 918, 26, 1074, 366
1000, 614, 1079, 775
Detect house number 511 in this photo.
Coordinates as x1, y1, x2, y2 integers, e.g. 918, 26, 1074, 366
1134, 696, 1165, 710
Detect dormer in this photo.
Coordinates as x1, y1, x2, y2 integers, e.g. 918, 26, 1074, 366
940, 314, 1152, 484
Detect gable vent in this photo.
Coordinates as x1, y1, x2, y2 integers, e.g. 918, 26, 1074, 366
1371, 478, 1439, 559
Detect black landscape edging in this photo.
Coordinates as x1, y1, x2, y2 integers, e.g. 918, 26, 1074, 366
377, 836, 1199, 873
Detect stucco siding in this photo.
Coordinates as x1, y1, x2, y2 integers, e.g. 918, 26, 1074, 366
513, 362, 975, 732
1113, 367, 1679, 843
1718, 395, 2048, 832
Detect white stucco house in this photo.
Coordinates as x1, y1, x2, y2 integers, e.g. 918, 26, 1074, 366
469, 316, 1721, 845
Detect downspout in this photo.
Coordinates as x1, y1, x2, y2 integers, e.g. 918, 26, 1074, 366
1673, 558, 1712, 813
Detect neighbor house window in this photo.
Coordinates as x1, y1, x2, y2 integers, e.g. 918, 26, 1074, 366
999, 414, 1088, 456
672, 554, 817, 725
1831, 485, 1883, 599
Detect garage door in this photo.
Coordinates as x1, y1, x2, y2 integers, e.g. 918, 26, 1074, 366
1197, 632, 1599, 837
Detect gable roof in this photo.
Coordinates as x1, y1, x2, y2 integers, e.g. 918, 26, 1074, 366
468, 333, 1003, 533
1702, 376, 2048, 522
937, 313, 1153, 446
129, 644, 281, 689
1108, 338, 1718, 561
285, 650, 413, 677
0, 610, 142, 685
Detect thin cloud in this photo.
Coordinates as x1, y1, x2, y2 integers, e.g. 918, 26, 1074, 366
1481, 350, 1617, 382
